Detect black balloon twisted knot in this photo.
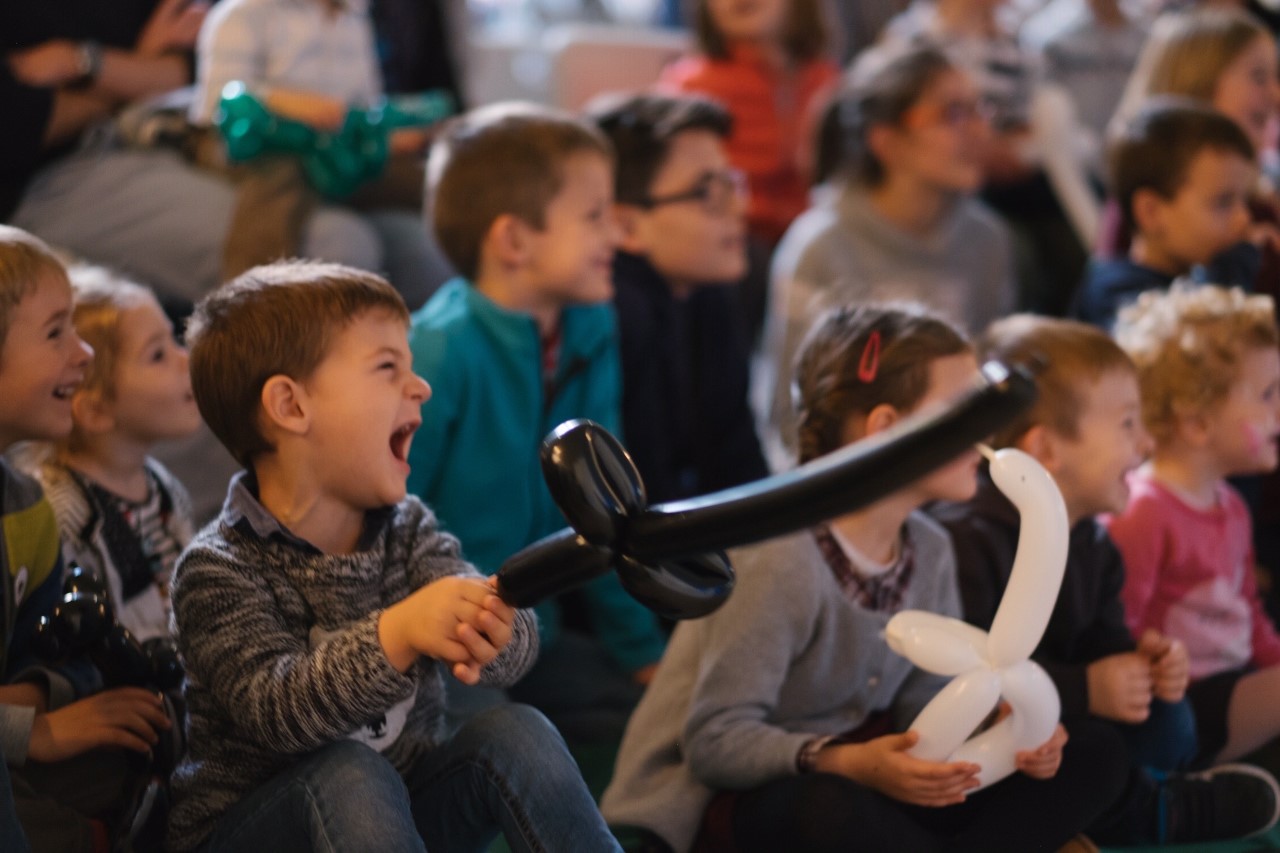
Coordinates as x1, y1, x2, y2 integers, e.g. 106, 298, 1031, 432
495, 361, 1037, 619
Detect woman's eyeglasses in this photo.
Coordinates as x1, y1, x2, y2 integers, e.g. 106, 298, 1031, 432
638, 168, 748, 215
905, 97, 996, 129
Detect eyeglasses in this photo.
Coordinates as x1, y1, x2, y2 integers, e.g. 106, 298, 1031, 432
905, 97, 996, 129
638, 168, 748, 215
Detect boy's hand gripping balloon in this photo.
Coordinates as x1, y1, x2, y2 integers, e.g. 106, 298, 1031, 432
496, 362, 1038, 621
885, 446, 1069, 790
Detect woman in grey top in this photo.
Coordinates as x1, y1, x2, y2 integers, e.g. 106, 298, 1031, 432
761, 47, 1015, 463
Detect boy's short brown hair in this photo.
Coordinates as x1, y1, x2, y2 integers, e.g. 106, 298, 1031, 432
586, 92, 732, 205
186, 260, 409, 468
981, 315, 1137, 449
0, 225, 71, 357
794, 302, 971, 464
426, 102, 613, 282
1110, 99, 1255, 235
1114, 284, 1278, 445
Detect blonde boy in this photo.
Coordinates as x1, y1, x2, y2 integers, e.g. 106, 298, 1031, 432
1109, 285, 1280, 775
409, 103, 664, 733
168, 260, 619, 852
932, 314, 1280, 844
0, 226, 170, 852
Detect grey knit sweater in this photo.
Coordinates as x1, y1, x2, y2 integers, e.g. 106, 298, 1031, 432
167, 474, 539, 851
600, 514, 959, 853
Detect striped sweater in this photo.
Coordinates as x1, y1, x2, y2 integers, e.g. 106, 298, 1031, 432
167, 474, 539, 851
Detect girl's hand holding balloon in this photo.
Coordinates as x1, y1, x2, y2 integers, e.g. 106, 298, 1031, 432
1139, 629, 1189, 703
816, 731, 981, 807
1014, 724, 1067, 780
1086, 651, 1154, 723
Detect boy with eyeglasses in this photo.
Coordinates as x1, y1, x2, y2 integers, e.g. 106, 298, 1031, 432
587, 92, 768, 504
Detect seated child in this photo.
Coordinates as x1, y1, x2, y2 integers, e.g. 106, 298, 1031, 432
408, 103, 665, 735
602, 303, 1128, 853
190, 0, 446, 300
21, 266, 200, 642
1075, 100, 1257, 329
0, 226, 171, 852
587, 92, 768, 502
931, 314, 1280, 844
167, 260, 620, 852
1108, 284, 1280, 774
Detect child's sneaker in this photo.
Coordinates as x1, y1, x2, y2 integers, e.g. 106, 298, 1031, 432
1158, 763, 1280, 843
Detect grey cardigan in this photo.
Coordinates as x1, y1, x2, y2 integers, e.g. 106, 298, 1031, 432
167, 475, 539, 851
601, 513, 961, 852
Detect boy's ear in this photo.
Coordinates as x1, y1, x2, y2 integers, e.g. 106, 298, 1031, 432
1015, 424, 1056, 471
71, 390, 114, 436
485, 213, 532, 270
1131, 188, 1167, 236
614, 203, 649, 255
260, 375, 309, 438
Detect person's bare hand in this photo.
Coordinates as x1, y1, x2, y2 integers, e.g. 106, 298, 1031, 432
1138, 629, 1189, 703
1015, 724, 1067, 780
27, 688, 170, 762
1086, 652, 1153, 722
381, 575, 516, 683
136, 0, 209, 56
816, 731, 981, 807
8, 41, 83, 88
264, 90, 348, 132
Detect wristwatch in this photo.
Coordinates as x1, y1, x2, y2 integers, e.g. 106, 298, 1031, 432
75, 41, 103, 82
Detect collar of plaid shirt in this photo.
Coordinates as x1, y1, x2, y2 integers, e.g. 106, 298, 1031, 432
812, 525, 916, 614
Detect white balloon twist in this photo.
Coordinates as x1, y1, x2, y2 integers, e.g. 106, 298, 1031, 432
885, 446, 1069, 790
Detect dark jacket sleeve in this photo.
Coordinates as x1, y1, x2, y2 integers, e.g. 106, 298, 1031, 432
0, 67, 56, 218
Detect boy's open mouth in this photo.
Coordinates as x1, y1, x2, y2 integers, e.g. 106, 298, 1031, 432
390, 421, 419, 463
53, 382, 79, 400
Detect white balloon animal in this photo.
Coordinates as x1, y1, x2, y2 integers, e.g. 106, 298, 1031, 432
885, 446, 1069, 790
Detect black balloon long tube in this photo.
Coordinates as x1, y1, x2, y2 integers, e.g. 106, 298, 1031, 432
496, 361, 1037, 614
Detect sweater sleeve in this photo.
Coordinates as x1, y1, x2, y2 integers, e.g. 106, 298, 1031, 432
1104, 495, 1167, 637
681, 548, 821, 789
172, 541, 418, 755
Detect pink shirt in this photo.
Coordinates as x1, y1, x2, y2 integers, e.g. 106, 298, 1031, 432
1105, 472, 1280, 680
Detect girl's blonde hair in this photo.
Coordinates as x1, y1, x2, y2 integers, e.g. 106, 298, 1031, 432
1110, 7, 1271, 139
1114, 283, 1278, 446
695, 0, 834, 64
62, 266, 156, 452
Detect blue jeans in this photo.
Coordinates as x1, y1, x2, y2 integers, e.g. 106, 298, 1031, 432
199, 704, 621, 853
0, 760, 31, 853
1118, 698, 1199, 772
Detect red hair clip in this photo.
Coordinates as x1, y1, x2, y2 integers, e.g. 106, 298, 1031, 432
858, 330, 881, 383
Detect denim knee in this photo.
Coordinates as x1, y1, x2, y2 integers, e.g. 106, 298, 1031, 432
1122, 699, 1199, 772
